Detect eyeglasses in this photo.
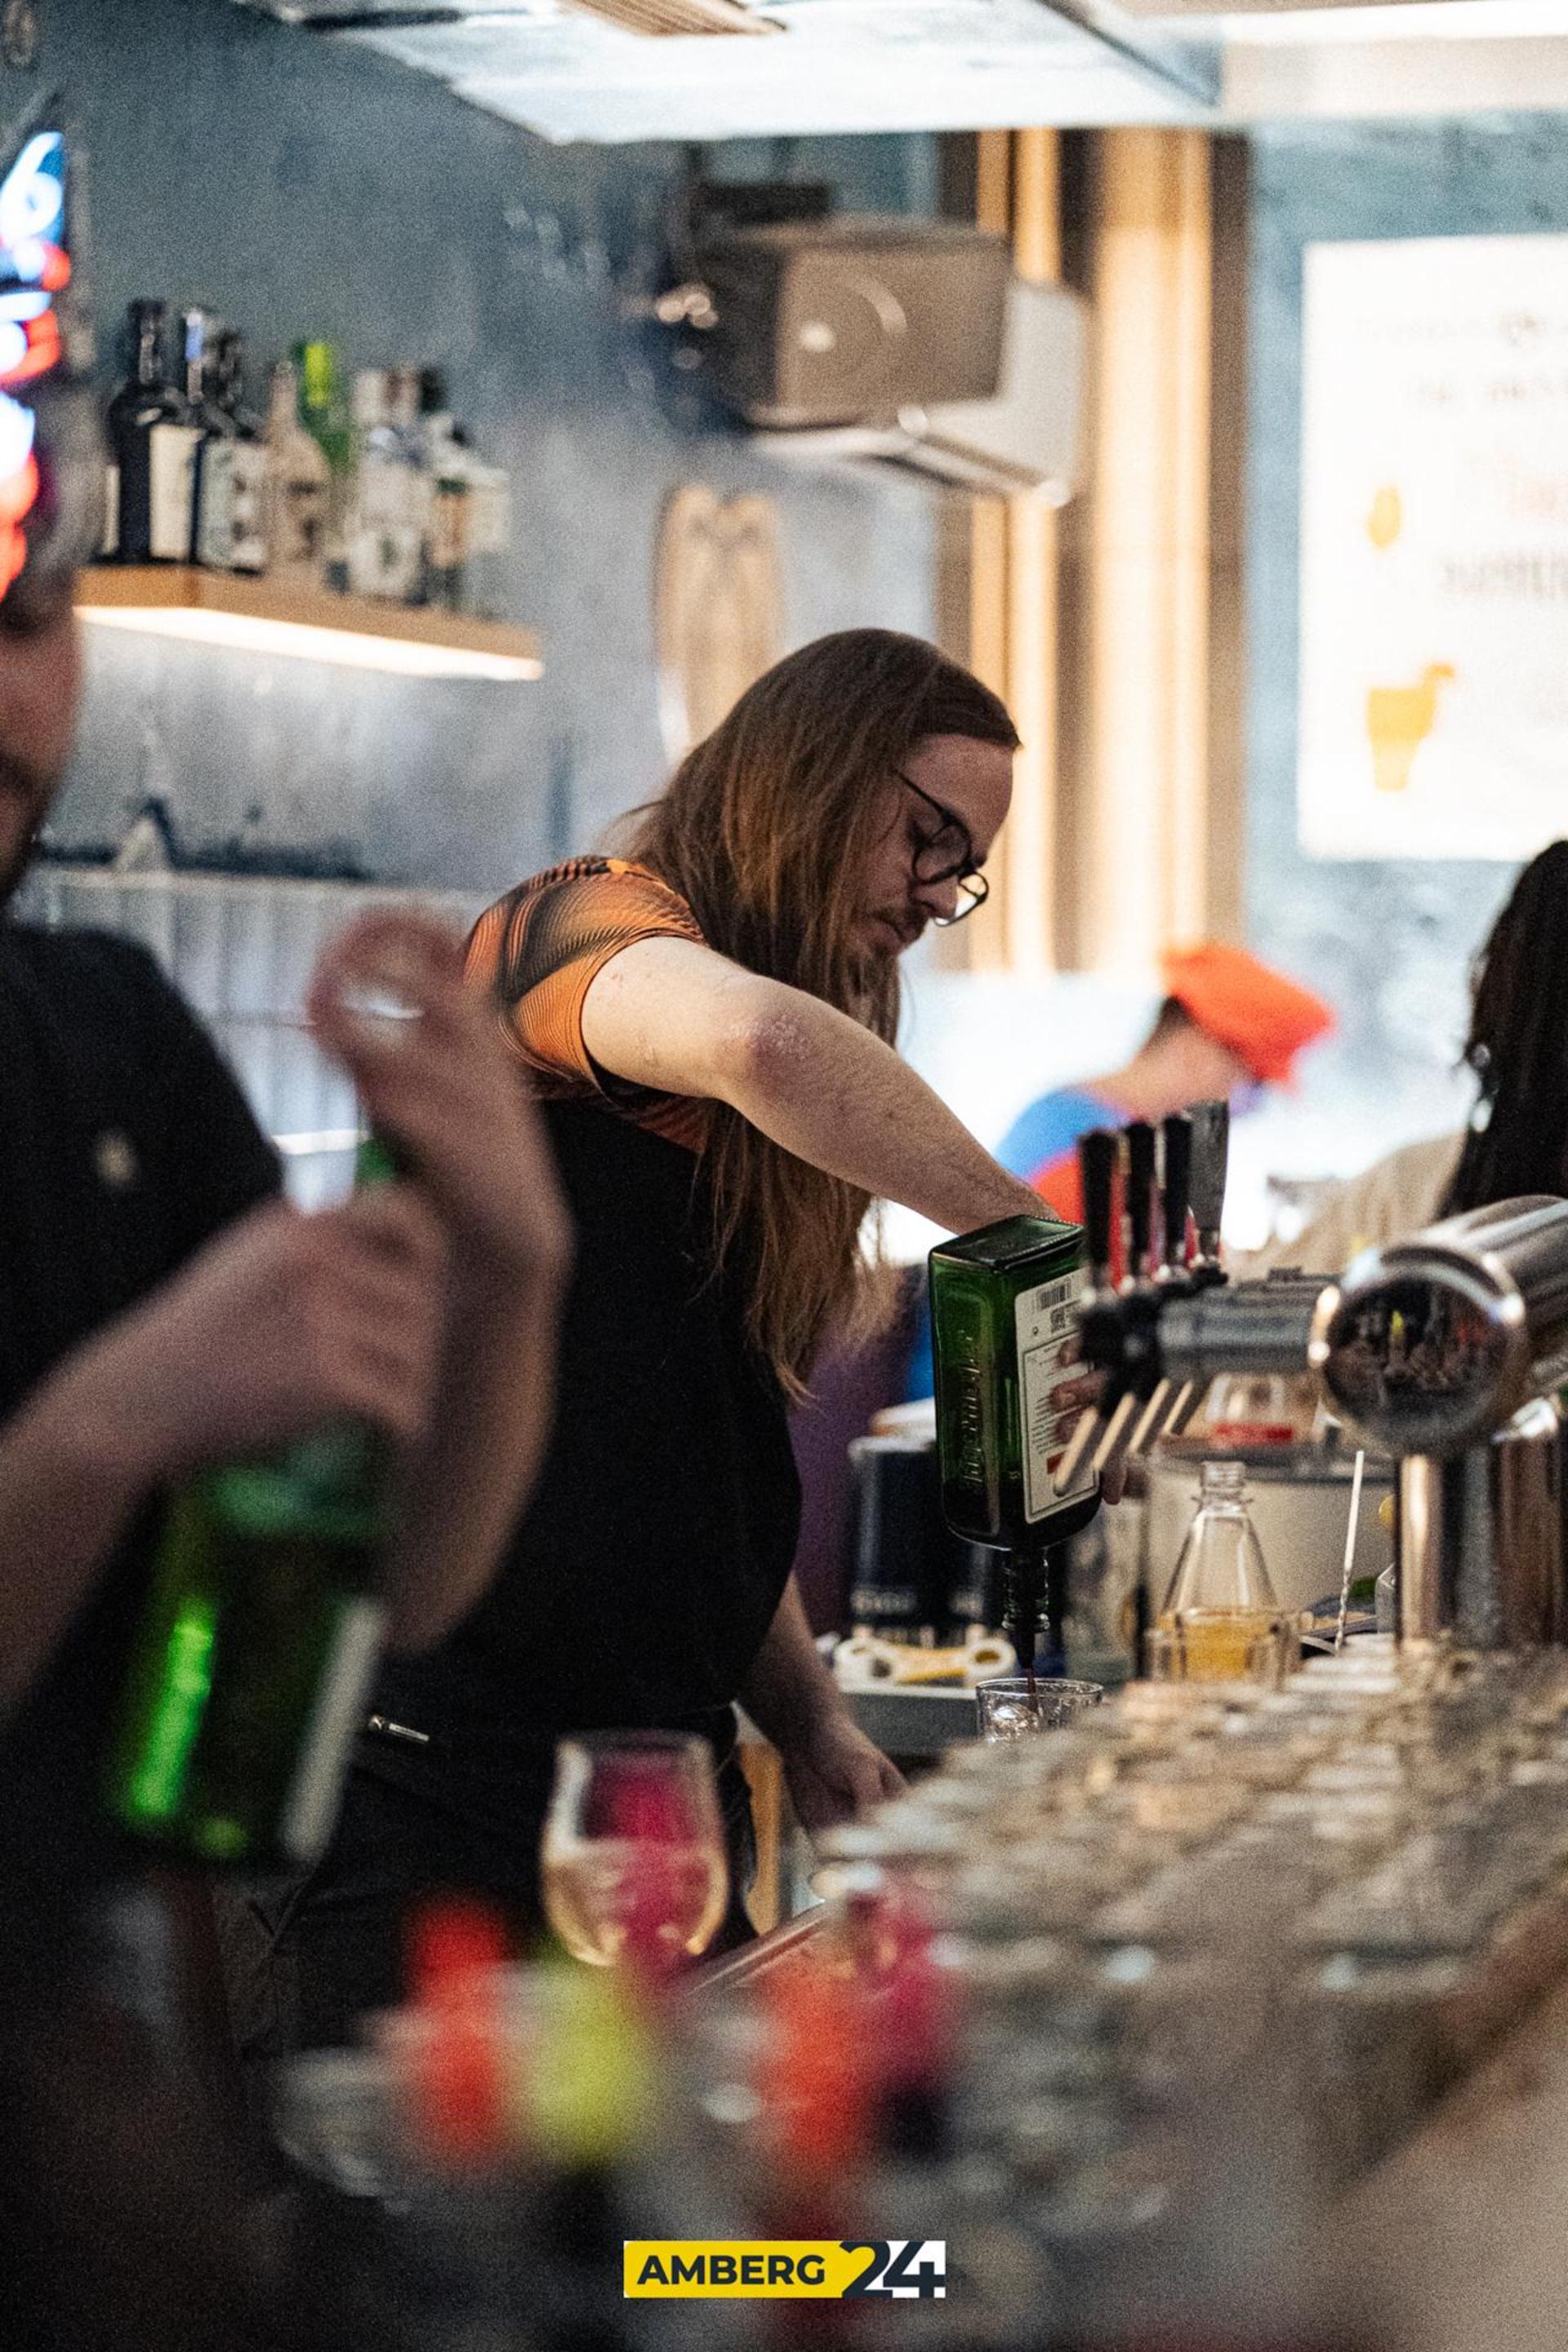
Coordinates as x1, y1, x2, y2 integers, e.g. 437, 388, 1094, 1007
898, 772, 990, 925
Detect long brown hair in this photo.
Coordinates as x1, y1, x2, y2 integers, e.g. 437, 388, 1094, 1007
629, 628, 1019, 1396
1442, 840, 1568, 1214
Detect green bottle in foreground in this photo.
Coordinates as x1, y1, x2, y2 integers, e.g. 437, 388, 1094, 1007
929, 1214, 1101, 1554
105, 1137, 399, 1871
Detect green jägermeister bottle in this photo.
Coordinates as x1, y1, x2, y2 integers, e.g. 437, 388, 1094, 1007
929, 1215, 1101, 1666
105, 1137, 399, 1870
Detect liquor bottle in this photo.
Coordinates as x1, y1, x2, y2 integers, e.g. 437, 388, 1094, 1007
180, 308, 234, 570
930, 1211, 1101, 1670
461, 430, 512, 618
262, 359, 329, 588
1157, 1458, 1284, 1681
104, 1135, 399, 1871
930, 1214, 1102, 1551
194, 327, 268, 574
347, 367, 423, 602
293, 339, 354, 590
415, 367, 469, 612
105, 297, 198, 564
387, 365, 433, 601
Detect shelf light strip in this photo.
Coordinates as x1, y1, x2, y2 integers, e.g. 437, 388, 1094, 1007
78, 603, 543, 682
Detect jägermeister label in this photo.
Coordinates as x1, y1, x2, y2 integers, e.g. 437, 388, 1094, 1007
929, 1214, 1101, 1552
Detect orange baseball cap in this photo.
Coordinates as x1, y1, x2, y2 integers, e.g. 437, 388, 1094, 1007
1161, 942, 1335, 1085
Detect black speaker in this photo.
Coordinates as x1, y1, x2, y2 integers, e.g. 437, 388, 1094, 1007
689, 216, 1011, 430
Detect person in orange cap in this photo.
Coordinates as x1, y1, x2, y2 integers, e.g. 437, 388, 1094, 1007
993, 942, 1335, 1223
896, 942, 1334, 1397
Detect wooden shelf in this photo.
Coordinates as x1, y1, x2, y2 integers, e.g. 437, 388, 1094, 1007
75, 565, 542, 682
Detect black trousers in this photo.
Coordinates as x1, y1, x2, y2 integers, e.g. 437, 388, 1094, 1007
215, 1721, 758, 2094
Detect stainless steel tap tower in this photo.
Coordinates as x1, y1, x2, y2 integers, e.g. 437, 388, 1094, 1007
1062, 1116, 1568, 1651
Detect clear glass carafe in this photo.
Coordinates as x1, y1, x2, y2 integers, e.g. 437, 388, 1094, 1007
1155, 1460, 1286, 1682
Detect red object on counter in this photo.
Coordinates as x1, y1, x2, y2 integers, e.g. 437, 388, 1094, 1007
403, 1894, 511, 2168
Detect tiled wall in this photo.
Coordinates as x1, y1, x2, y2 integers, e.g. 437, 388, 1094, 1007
31, 0, 942, 895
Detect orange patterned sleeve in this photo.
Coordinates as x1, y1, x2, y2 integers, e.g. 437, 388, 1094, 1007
465, 858, 710, 1150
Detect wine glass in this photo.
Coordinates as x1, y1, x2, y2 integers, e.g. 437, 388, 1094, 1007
540, 1731, 728, 1977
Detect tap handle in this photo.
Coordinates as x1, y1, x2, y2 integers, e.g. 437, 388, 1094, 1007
1125, 1122, 1157, 1288
1187, 1099, 1231, 1273
1160, 1112, 1193, 1273
1079, 1126, 1120, 1289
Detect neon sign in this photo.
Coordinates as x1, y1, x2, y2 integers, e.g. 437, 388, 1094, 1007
0, 131, 68, 595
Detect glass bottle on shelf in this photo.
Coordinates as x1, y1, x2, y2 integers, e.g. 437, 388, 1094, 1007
262, 359, 329, 590
105, 297, 198, 564
293, 339, 354, 589
348, 365, 425, 603
419, 370, 471, 613
1156, 1459, 1283, 1682
346, 366, 394, 599
194, 327, 268, 575
103, 1134, 398, 1871
180, 308, 234, 570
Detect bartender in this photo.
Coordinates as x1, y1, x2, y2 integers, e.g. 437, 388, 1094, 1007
227, 626, 1053, 2067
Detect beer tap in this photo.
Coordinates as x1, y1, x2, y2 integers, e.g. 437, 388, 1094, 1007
1126, 1111, 1195, 1457
1158, 1099, 1231, 1441
1050, 1126, 1121, 1499
1089, 1121, 1165, 1485
1051, 1123, 1168, 1495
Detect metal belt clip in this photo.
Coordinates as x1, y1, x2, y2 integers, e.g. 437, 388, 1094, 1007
366, 1713, 432, 1746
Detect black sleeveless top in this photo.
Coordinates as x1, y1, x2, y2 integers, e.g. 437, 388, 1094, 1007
376, 1094, 800, 1744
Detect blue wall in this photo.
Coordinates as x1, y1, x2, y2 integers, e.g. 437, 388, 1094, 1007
30, 0, 941, 890
1241, 114, 1568, 1194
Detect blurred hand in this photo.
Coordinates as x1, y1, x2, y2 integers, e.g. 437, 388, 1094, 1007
305, 911, 571, 1300
83, 1189, 448, 1481
777, 1710, 906, 1836
1056, 1344, 1126, 1504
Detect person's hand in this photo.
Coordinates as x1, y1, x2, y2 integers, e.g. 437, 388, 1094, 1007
74, 1190, 448, 1482
306, 911, 572, 1303
776, 1708, 906, 1835
1056, 1338, 1126, 1504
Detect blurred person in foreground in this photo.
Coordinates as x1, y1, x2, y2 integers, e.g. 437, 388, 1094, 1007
0, 111, 568, 2352
1254, 840, 1568, 1276
221, 628, 1094, 2069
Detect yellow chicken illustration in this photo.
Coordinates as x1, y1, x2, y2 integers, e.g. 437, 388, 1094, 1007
1365, 662, 1455, 795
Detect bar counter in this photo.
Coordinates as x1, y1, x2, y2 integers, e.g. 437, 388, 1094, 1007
710, 1639, 1568, 2347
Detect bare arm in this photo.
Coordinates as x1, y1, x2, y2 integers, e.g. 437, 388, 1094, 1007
0, 1361, 160, 1713
581, 937, 1040, 1234
739, 1575, 903, 1832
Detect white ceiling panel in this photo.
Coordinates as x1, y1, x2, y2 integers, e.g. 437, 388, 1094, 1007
234, 0, 1218, 140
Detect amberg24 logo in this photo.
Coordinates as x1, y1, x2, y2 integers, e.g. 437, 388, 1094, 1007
623, 2238, 947, 2300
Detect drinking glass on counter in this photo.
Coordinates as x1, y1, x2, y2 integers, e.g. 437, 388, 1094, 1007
541, 1731, 728, 1976
1142, 1615, 1299, 1686
977, 1675, 1105, 1742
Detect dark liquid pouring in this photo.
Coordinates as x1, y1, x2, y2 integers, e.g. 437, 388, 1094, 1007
1005, 1551, 1045, 1708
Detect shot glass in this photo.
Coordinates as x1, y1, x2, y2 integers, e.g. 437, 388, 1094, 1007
976, 1676, 1105, 1742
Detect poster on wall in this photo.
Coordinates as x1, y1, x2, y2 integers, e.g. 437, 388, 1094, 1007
1298, 231, 1568, 861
